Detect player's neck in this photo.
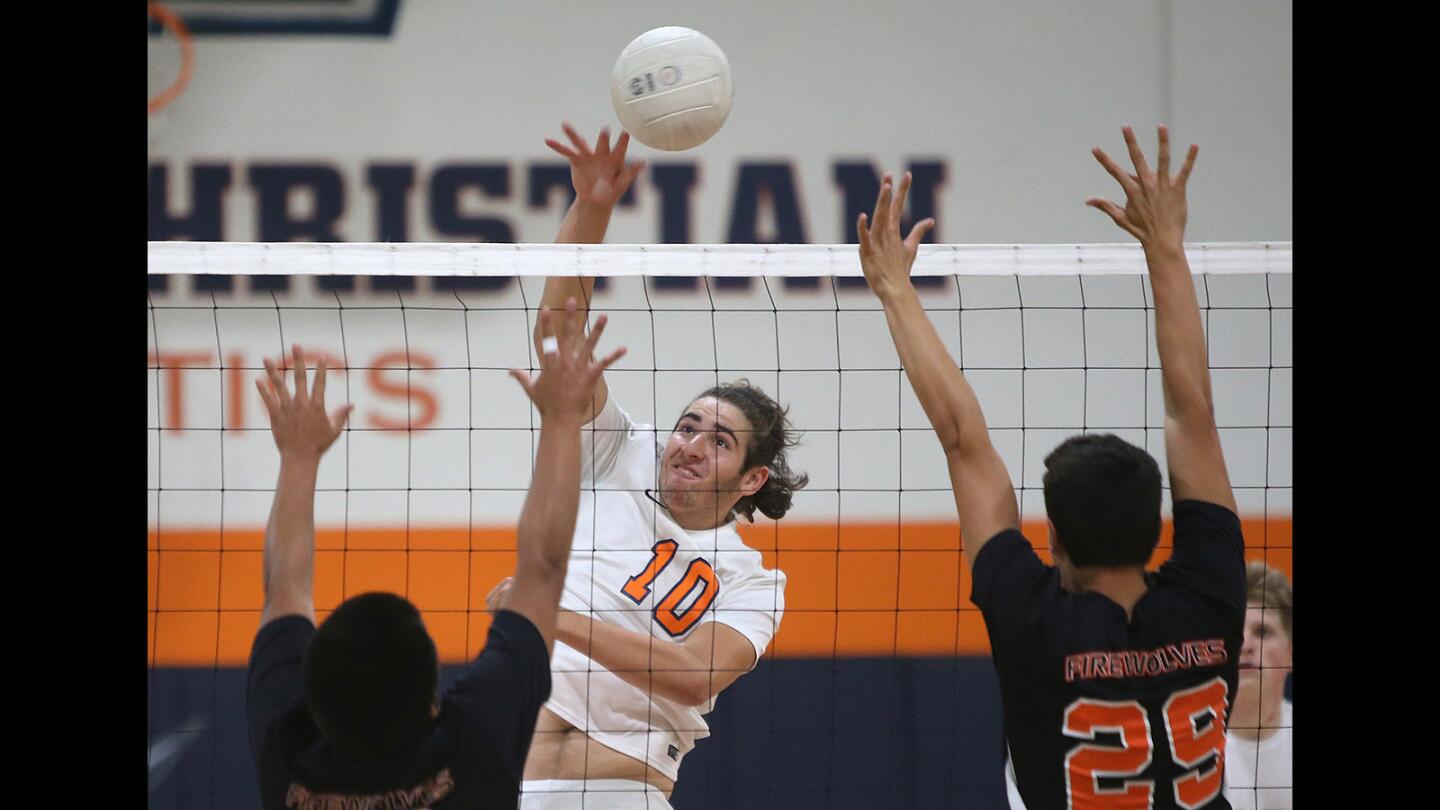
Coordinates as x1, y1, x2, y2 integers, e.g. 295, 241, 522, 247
1071, 566, 1149, 619
671, 508, 728, 531
651, 488, 732, 531
1229, 681, 1286, 742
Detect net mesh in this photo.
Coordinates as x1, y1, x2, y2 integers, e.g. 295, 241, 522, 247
147, 241, 1291, 808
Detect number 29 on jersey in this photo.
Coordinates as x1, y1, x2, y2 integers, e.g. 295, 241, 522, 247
1062, 677, 1229, 809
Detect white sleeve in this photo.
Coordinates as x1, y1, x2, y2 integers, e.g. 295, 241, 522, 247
707, 557, 786, 668
581, 395, 634, 485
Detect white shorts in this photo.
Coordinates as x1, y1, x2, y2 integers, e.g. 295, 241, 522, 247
519, 779, 673, 810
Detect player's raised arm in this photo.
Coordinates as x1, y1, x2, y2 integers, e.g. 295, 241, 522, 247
1088, 126, 1236, 512
254, 346, 354, 629
501, 298, 628, 651
536, 122, 647, 423
858, 173, 1020, 569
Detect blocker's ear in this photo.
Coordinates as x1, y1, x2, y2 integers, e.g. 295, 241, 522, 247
1046, 519, 1063, 556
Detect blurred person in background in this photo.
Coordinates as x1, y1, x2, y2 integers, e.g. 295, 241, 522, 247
1222, 561, 1292, 810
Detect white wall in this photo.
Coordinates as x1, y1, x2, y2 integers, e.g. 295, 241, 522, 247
148, 1, 1292, 530
148, 0, 1292, 244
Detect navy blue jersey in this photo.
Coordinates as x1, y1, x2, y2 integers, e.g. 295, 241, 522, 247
247, 609, 550, 810
973, 500, 1245, 810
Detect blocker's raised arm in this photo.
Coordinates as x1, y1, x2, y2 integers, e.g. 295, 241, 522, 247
858, 172, 1020, 569
1087, 126, 1235, 512
255, 345, 354, 628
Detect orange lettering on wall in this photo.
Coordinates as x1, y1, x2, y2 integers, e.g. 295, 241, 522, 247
277, 349, 348, 376
224, 353, 247, 430
367, 350, 438, 429
151, 352, 213, 433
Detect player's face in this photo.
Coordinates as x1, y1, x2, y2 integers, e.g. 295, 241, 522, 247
1238, 604, 1292, 685
662, 398, 764, 510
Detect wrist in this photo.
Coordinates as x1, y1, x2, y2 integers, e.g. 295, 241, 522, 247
874, 279, 919, 306
1141, 236, 1186, 262
539, 411, 587, 431
570, 199, 614, 218
278, 449, 323, 467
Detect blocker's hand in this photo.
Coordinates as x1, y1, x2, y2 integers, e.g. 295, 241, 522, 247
256, 345, 353, 461
546, 122, 646, 209
509, 297, 627, 421
857, 172, 936, 301
1087, 125, 1197, 250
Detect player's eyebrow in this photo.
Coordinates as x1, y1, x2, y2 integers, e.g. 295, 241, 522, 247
678, 412, 740, 446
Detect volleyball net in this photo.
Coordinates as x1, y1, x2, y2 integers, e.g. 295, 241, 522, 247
146, 240, 1291, 805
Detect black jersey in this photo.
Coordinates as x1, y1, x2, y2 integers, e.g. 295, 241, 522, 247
973, 500, 1245, 810
247, 609, 550, 810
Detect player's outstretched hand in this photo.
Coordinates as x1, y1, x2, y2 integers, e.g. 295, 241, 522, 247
255, 345, 354, 461
509, 297, 627, 422
1087, 125, 1197, 251
857, 171, 936, 301
545, 122, 646, 209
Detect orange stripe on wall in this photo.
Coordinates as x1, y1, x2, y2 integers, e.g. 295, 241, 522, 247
147, 518, 1291, 667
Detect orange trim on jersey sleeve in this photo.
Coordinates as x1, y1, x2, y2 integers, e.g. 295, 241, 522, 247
146, 517, 1292, 667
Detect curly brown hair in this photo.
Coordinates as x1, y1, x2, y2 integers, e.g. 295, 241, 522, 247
695, 380, 808, 522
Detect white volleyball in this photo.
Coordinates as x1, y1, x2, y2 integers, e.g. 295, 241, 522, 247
611, 27, 732, 151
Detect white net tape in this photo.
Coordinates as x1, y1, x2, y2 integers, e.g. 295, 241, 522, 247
147, 241, 1292, 278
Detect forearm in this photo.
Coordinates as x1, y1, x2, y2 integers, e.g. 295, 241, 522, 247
516, 414, 584, 573
538, 201, 609, 336
262, 454, 321, 607
556, 199, 614, 246
1145, 242, 1215, 422
555, 612, 715, 706
877, 284, 991, 453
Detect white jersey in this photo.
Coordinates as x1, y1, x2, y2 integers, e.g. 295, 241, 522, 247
1004, 752, 1026, 810
543, 397, 787, 781
1223, 699, 1293, 810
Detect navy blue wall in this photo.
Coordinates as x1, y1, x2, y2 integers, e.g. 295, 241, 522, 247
148, 657, 1010, 810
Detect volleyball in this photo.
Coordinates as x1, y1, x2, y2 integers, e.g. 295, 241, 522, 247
610, 26, 733, 151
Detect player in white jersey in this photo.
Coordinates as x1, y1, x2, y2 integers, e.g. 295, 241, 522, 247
487, 123, 808, 809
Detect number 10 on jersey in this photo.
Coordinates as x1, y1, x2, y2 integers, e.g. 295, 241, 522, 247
622, 540, 720, 636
